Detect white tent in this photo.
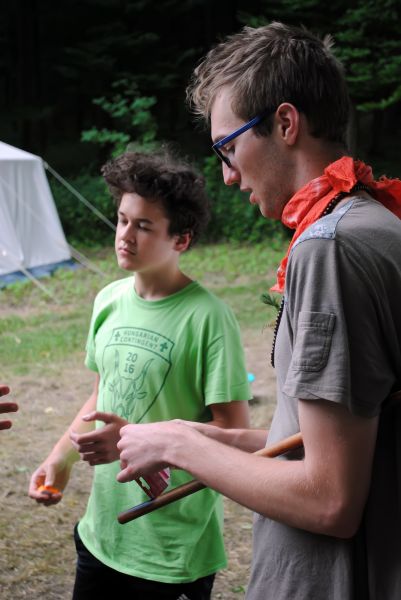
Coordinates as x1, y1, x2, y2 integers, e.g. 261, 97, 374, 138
0, 141, 72, 282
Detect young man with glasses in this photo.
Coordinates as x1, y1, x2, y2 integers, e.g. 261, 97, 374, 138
117, 22, 401, 599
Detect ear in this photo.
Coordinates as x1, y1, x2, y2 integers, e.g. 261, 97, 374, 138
174, 231, 192, 252
275, 103, 300, 146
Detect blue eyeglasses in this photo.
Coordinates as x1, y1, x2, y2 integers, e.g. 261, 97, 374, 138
212, 110, 272, 168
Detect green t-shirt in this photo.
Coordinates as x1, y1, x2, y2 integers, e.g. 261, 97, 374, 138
78, 277, 251, 583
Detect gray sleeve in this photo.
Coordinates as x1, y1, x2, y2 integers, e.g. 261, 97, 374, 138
282, 237, 394, 417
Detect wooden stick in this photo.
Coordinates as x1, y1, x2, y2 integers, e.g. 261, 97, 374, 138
118, 431, 303, 524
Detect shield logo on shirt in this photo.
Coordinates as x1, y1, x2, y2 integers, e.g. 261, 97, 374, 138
100, 327, 174, 422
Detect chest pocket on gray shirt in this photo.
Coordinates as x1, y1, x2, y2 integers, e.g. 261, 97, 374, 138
292, 311, 336, 372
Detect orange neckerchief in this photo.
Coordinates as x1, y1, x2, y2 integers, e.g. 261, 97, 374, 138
271, 156, 401, 294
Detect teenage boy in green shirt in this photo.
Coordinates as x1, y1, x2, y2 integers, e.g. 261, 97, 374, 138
29, 150, 251, 600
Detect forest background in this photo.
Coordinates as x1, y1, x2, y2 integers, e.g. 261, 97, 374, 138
1, 0, 401, 247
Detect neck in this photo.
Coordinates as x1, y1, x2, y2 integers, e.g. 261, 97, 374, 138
134, 267, 192, 301
290, 135, 347, 195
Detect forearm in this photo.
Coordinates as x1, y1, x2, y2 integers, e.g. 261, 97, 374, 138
164, 424, 330, 533
184, 421, 268, 453
165, 401, 377, 538
197, 399, 260, 450
118, 425, 323, 532
225, 427, 269, 452
118, 399, 377, 537
49, 392, 97, 465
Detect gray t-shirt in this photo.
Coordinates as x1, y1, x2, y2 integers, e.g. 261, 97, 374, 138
247, 196, 401, 600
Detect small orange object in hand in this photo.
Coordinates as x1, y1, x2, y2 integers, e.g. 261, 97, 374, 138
38, 484, 61, 495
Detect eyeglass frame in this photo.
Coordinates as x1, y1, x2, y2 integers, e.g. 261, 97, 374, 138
212, 109, 273, 168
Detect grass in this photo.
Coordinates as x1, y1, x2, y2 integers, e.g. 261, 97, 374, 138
0, 242, 285, 377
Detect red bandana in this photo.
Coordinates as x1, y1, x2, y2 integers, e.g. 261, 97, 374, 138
271, 156, 401, 294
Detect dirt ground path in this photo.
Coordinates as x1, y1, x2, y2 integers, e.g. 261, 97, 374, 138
0, 327, 276, 599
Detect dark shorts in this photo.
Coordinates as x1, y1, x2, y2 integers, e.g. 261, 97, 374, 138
72, 523, 215, 600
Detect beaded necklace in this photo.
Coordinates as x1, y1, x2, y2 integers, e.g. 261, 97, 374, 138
270, 182, 371, 368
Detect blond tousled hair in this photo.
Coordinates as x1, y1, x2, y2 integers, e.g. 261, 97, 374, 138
186, 22, 350, 146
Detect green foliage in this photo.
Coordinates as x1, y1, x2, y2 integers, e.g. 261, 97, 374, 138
260, 292, 281, 312
81, 79, 159, 156
335, 2, 401, 112
50, 173, 115, 245
231, 585, 246, 594
240, 0, 401, 114
56, 79, 163, 244
202, 155, 290, 244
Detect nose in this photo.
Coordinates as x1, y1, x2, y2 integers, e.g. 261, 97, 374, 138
222, 162, 240, 186
120, 222, 135, 242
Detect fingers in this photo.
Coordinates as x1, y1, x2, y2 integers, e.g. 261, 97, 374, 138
117, 425, 132, 453
70, 434, 98, 460
119, 423, 131, 439
0, 401, 19, 415
70, 420, 117, 450
0, 385, 10, 397
70, 430, 101, 455
81, 411, 115, 424
116, 463, 136, 483
70, 430, 116, 465
28, 470, 45, 498
36, 488, 63, 506
29, 479, 62, 505
0, 402, 19, 429
75, 445, 119, 466
28, 466, 63, 506
80, 451, 109, 466
116, 424, 169, 483
70, 429, 96, 450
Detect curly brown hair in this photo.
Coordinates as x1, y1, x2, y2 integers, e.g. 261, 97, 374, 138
101, 150, 210, 247
186, 22, 350, 147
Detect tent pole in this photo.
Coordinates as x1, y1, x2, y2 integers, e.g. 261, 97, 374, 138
44, 162, 116, 232
0, 248, 60, 303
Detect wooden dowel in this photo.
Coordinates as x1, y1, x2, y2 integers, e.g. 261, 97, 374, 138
254, 432, 303, 458
118, 431, 303, 525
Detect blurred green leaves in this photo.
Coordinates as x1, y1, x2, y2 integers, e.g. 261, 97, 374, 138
81, 79, 159, 156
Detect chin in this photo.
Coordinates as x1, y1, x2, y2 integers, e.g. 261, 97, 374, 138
260, 201, 283, 220
117, 258, 134, 271
259, 205, 272, 219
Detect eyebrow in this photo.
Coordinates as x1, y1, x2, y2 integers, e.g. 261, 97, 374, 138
118, 210, 153, 224
212, 133, 228, 145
